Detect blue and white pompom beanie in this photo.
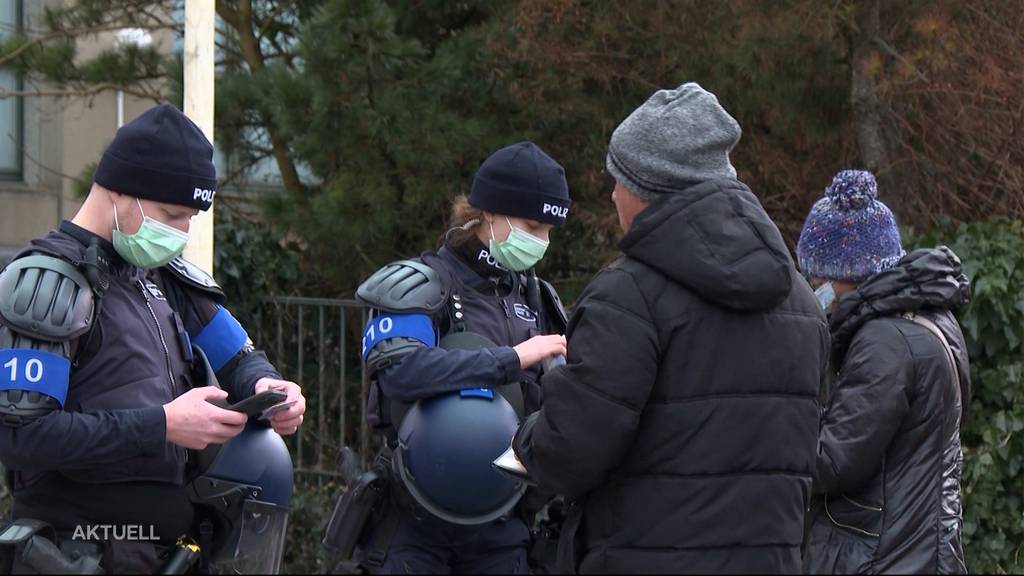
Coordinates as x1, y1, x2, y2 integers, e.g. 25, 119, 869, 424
797, 170, 905, 282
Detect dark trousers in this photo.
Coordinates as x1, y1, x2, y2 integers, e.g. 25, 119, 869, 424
11, 538, 169, 575
368, 509, 529, 575
99, 541, 169, 574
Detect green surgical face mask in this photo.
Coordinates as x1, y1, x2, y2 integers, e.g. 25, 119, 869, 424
489, 217, 549, 272
112, 198, 189, 268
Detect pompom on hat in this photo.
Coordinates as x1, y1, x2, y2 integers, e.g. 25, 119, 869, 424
797, 169, 905, 283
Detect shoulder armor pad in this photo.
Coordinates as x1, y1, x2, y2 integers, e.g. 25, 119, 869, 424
0, 255, 95, 342
164, 257, 225, 301
539, 279, 568, 333
357, 260, 448, 314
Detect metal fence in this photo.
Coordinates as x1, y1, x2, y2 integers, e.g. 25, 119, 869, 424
253, 296, 378, 481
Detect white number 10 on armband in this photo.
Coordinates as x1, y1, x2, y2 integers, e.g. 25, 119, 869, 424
4, 357, 45, 383
361, 316, 394, 357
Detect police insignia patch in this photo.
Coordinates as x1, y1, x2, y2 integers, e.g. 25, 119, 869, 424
144, 281, 167, 301
513, 303, 537, 323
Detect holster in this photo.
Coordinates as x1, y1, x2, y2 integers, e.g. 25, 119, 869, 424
322, 448, 388, 562
0, 519, 103, 575
528, 522, 560, 575
556, 496, 586, 574
527, 497, 564, 575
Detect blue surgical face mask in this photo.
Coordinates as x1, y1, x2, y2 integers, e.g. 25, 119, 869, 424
814, 281, 836, 311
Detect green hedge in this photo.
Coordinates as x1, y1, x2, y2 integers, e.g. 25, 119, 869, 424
914, 219, 1024, 573
281, 476, 340, 574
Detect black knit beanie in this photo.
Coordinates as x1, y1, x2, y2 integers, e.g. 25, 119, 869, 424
468, 142, 571, 226
93, 103, 217, 211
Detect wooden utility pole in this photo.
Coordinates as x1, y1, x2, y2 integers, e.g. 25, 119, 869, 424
182, 0, 216, 273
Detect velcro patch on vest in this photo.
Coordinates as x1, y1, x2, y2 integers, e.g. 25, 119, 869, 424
460, 388, 494, 399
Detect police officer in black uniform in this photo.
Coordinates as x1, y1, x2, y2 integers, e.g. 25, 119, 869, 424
0, 103, 306, 573
354, 142, 571, 574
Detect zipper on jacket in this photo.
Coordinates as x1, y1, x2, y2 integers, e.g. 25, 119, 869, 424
500, 298, 515, 347
138, 281, 176, 396
842, 495, 884, 512
824, 495, 881, 538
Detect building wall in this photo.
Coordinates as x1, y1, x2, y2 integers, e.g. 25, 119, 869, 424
0, 3, 283, 268
0, 0, 170, 258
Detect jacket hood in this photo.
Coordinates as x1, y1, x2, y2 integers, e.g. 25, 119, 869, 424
619, 179, 794, 312
830, 246, 971, 361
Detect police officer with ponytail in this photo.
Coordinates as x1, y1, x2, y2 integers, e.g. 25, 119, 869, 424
0, 103, 306, 573
351, 142, 571, 574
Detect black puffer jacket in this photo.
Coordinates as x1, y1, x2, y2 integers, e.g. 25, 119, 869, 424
514, 179, 828, 574
804, 247, 971, 574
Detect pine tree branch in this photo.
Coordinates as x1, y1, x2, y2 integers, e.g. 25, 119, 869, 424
35, 0, 180, 32
132, 2, 181, 31
0, 82, 162, 101
255, 2, 289, 41
263, 33, 296, 70
219, 148, 273, 189
216, 0, 303, 197
0, 23, 177, 67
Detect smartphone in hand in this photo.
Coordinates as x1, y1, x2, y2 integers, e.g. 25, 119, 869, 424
208, 390, 288, 418
259, 399, 298, 421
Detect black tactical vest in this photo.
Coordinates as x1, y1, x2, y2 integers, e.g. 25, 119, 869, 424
366, 246, 557, 434
427, 248, 545, 381
16, 227, 194, 488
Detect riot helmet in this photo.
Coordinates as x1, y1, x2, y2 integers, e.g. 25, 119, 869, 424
188, 420, 293, 574
391, 331, 527, 525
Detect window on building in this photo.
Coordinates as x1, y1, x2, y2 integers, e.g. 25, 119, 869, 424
0, 0, 22, 180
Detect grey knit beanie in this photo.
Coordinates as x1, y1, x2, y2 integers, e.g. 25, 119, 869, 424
606, 82, 741, 199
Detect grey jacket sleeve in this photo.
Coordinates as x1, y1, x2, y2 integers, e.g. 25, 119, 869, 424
514, 268, 659, 497
815, 320, 912, 495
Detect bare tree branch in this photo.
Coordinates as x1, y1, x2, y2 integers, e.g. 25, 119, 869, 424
871, 36, 928, 83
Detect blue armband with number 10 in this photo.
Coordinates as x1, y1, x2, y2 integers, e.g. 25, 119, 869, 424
0, 349, 71, 407
361, 313, 436, 360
